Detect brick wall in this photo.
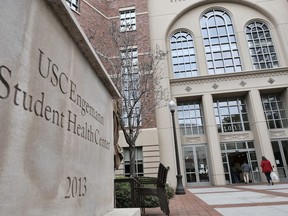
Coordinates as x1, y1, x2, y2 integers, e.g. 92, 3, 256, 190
73, 0, 156, 128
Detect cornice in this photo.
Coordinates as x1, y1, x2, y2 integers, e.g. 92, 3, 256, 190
170, 68, 288, 86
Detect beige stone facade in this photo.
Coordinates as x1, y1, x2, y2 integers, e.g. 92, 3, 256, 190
148, 0, 288, 187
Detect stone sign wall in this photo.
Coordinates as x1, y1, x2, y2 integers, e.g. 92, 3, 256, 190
0, 0, 118, 215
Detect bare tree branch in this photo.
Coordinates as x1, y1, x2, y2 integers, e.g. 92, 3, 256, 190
88, 21, 169, 176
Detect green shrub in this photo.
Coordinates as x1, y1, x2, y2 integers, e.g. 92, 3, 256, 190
114, 179, 133, 208
115, 177, 175, 208
165, 184, 175, 199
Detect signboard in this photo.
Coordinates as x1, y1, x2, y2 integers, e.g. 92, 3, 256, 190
0, 0, 117, 215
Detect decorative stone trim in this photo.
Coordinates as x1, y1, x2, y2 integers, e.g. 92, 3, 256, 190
219, 132, 252, 142
170, 69, 288, 87
212, 83, 219, 89
240, 80, 247, 87
270, 130, 288, 138
268, 78, 275, 84
185, 86, 192, 92
183, 136, 202, 144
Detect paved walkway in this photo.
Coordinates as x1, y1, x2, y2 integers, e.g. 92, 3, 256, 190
143, 183, 288, 216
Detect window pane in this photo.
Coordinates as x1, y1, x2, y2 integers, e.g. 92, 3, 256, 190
214, 97, 250, 133
248, 142, 255, 148
66, 0, 79, 11
237, 142, 246, 149
226, 143, 236, 150
250, 152, 257, 160
261, 93, 288, 129
121, 48, 141, 127
177, 101, 205, 135
120, 9, 136, 31
170, 31, 199, 78
246, 21, 278, 70
201, 9, 242, 74
123, 147, 143, 176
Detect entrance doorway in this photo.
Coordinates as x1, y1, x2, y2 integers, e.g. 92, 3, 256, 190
221, 141, 261, 184
183, 145, 210, 186
228, 152, 248, 183
272, 140, 288, 181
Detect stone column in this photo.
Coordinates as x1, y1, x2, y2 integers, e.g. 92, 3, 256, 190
202, 94, 226, 185
247, 90, 275, 180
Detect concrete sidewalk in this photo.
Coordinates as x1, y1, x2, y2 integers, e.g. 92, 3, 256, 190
143, 183, 288, 216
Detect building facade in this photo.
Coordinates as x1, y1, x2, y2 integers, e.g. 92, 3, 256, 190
70, 0, 288, 187
67, 0, 162, 178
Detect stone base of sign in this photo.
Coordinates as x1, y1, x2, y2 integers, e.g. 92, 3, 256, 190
105, 208, 141, 216
0, 1, 119, 216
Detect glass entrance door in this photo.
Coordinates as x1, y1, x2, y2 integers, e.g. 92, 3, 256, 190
184, 145, 210, 186
272, 140, 288, 181
220, 141, 260, 184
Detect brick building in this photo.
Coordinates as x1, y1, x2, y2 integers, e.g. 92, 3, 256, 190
67, 0, 288, 187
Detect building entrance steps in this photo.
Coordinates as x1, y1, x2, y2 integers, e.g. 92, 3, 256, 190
143, 183, 288, 216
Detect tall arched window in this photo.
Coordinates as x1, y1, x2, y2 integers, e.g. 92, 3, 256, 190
170, 31, 198, 78
246, 21, 279, 69
201, 9, 242, 74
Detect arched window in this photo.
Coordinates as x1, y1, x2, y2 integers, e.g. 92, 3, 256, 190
201, 9, 242, 74
246, 21, 279, 69
170, 31, 198, 78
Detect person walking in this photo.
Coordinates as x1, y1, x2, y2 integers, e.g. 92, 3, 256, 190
260, 156, 274, 185
230, 165, 239, 183
241, 161, 251, 184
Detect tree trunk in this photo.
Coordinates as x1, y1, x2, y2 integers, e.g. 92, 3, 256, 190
129, 144, 136, 177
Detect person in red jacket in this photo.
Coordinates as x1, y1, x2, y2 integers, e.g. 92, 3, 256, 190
260, 156, 274, 185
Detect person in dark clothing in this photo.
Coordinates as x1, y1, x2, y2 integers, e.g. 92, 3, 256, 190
260, 156, 274, 185
231, 165, 239, 183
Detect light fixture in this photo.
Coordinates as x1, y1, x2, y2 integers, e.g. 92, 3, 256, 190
168, 100, 185, 195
